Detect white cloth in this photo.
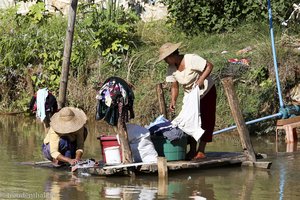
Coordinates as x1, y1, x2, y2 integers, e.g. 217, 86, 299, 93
126, 124, 158, 163
36, 88, 48, 121
171, 86, 204, 141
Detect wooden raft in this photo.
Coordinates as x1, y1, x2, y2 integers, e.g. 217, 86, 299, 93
77, 152, 247, 176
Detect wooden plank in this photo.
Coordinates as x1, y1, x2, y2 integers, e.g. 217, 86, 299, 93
34, 160, 52, 165
22, 152, 251, 176
81, 152, 247, 176
166, 153, 246, 170
254, 161, 272, 169
276, 115, 300, 126
19, 161, 69, 170
103, 161, 156, 170
242, 161, 272, 169
221, 77, 257, 162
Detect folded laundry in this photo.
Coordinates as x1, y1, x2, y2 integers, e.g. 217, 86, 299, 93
148, 119, 185, 141
148, 121, 173, 134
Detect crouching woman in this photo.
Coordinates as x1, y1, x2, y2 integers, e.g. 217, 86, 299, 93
42, 107, 88, 166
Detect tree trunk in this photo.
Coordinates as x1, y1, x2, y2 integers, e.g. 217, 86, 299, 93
58, 0, 78, 109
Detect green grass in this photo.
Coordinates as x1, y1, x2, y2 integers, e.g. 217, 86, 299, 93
130, 20, 299, 134
0, 13, 299, 135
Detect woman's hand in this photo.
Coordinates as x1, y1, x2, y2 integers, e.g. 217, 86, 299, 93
169, 102, 176, 113
195, 78, 204, 88
68, 158, 79, 166
57, 154, 80, 166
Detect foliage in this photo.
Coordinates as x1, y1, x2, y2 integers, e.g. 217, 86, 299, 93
0, 2, 299, 136
162, 0, 296, 34
0, 3, 65, 95
76, 2, 139, 69
0, 1, 140, 111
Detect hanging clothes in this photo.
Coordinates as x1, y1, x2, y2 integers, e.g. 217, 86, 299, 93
36, 88, 48, 121
95, 77, 135, 126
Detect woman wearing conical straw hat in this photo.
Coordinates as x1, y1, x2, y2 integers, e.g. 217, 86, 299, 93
42, 107, 88, 166
157, 42, 217, 160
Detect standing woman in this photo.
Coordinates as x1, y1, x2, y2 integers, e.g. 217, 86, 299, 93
157, 42, 217, 160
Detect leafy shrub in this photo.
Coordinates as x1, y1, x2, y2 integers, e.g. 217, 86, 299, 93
0, 1, 140, 111
162, 0, 295, 34
76, 2, 139, 69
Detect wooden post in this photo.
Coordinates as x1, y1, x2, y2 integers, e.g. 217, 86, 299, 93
221, 77, 256, 162
117, 122, 133, 164
117, 103, 133, 165
58, 0, 78, 109
157, 157, 168, 179
156, 83, 167, 117
157, 157, 168, 196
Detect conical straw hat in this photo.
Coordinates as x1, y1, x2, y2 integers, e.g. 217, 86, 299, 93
50, 107, 87, 134
157, 42, 181, 62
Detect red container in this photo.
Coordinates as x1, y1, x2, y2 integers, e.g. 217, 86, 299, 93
97, 135, 122, 163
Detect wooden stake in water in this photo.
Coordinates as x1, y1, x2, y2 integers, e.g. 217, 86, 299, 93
221, 77, 256, 162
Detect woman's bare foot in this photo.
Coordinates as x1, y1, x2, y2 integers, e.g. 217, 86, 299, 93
191, 152, 206, 161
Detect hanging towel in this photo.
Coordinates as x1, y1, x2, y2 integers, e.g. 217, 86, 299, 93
171, 86, 204, 141
36, 88, 48, 121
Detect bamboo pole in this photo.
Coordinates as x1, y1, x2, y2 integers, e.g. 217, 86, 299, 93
221, 77, 256, 162
58, 0, 78, 109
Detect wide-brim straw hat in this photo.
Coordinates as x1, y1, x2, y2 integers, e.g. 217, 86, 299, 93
157, 42, 182, 62
50, 107, 87, 134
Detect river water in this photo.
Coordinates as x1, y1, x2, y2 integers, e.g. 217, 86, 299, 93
0, 115, 300, 200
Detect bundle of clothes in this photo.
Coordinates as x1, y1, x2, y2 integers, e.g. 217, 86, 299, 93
147, 115, 185, 142
125, 115, 189, 163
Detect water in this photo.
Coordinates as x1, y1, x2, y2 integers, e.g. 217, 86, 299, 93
0, 115, 300, 200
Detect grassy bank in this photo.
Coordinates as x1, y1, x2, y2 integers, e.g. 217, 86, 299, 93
0, 8, 299, 135
130, 20, 299, 135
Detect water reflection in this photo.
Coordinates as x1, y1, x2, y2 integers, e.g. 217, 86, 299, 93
102, 184, 157, 199
1, 115, 300, 200
0, 115, 45, 161
72, 167, 272, 200
284, 142, 299, 152
45, 172, 88, 200
93, 175, 213, 200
